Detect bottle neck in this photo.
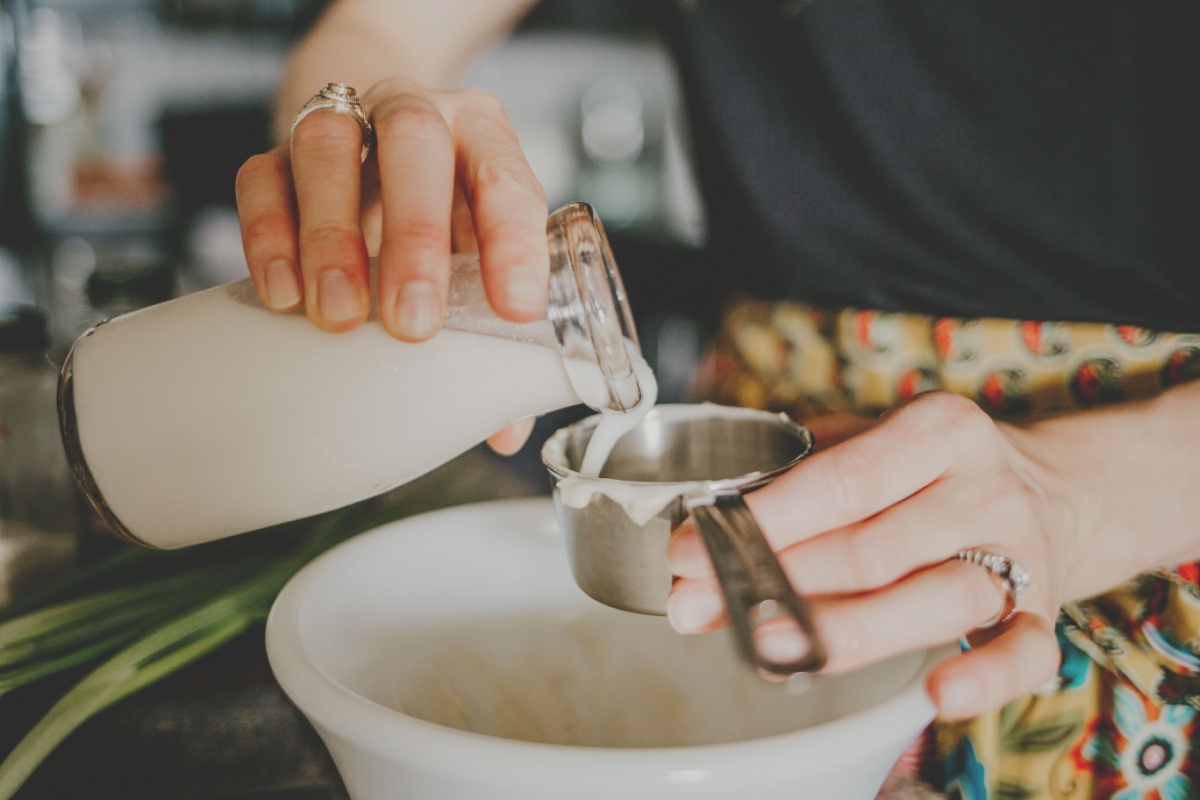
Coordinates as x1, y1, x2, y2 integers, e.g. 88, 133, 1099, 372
545, 203, 643, 413
443, 203, 644, 414
443, 253, 559, 349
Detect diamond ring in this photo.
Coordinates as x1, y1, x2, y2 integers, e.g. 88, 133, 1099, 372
955, 548, 1031, 628
291, 83, 374, 163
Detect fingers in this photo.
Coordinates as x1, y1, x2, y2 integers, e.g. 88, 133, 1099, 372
289, 108, 371, 331
768, 479, 1040, 599
745, 392, 997, 552
366, 85, 456, 341
486, 418, 536, 456
451, 90, 549, 321
666, 575, 728, 633
670, 559, 1010, 672
669, 534, 1060, 719
668, 458, 1014, 591
928, 613, 1060, 720
236, 146, 302, 311
809, 560, 1008, 674
241, 80, 547, 337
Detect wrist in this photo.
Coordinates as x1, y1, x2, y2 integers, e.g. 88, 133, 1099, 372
1000, 381, 1200, 604
996, 420, 1091, 606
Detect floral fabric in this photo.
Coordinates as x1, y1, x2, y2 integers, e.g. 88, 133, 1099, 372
694, 298, 1200, 800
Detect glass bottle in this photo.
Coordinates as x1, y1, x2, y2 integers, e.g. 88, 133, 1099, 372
58, 202, 646, 549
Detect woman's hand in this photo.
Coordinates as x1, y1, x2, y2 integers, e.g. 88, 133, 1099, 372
666, 392, 1073, 720
235, 78, 549, 340
235, 78, 547, 453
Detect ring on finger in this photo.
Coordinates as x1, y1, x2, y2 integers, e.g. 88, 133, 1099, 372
291, 83, 374, 163
955, 548, 1031, 628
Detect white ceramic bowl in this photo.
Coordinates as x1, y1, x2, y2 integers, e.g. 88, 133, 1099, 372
266, 499, 951, 800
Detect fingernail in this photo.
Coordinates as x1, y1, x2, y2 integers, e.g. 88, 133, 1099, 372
935, 674, 979, 717
488, 418, 535, 456
755, 626, 811, 664
264, 260, 301, 310
317, 269, 363, 323
393, 281, 441, 340
504, 267, 547, 315
666, 521, 710, 576
667, 587, 724, 633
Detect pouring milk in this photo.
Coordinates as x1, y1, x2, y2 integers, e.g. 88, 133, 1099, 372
58, 203, 655, 549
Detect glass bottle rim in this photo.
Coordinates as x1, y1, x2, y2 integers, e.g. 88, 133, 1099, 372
546, 202, 643, 413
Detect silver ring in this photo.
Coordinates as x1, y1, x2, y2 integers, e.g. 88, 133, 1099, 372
291, 83, 374, 163
955, 549, 1030, 628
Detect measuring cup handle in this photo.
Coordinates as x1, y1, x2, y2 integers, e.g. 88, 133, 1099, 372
687, 491, 827, 675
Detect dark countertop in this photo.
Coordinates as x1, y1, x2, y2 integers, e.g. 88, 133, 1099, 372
6, 631, 349, 800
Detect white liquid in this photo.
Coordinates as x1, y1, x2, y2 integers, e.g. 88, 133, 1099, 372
70, 280, 582, 548
555, 404, 774, 526
572, 348, 658, 479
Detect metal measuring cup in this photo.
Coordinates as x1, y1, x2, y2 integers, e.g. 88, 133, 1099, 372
541, 404, 826, 675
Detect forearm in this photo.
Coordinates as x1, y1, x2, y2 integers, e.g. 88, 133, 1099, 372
1006, 379, 1200, 603
273, 0, 538, 141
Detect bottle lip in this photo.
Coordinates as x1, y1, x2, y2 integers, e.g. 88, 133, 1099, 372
546, 202, 644, 413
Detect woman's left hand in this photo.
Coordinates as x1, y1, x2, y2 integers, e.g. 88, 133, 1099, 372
666, 391, 1071, 720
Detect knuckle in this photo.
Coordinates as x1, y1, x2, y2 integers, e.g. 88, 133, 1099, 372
365, 76, 421, 102
392, 217, 448, 251
242, 212, 292, 245
907, 391, 1001, 455
235, 153, 285, 193
913, 390, 983, 429
291, 112, 363, 153
472, 150, 544, 198
940, 393, 993, 438
455, 88, 507, 118
301, 223, 361, 251
372, 97, 449, 145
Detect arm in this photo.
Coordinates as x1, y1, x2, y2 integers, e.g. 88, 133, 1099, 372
273, 0, 539, 141
667, 380, 1200, 719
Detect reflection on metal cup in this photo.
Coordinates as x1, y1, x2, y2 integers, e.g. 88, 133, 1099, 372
541, 403, 826, 675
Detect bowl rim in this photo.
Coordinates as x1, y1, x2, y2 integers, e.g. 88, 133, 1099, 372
266, 498, 952, 778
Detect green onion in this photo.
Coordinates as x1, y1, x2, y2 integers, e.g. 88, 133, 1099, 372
0, 499, 405, 800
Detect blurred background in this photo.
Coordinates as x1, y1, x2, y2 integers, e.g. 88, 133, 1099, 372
0, 0, 708, 363
0, 1, 715, 797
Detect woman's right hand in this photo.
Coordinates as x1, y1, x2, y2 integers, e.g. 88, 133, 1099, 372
234, 77, 550, 341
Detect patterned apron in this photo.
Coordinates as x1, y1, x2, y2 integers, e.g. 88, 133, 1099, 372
695, 298, 1200, 800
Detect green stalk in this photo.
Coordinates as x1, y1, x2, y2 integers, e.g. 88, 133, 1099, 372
0, 611, 253, 800
0, 623, 152, 696
0, 558, 272, 668
0, 548, 155, 624
0, 500, 404, 800
0, 570, 282, 800
0, 519, 312, 625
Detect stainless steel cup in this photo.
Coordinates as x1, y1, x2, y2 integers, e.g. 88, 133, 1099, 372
542, 403, 825, 675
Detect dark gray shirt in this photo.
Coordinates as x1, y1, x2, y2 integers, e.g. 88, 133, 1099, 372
663, 0, 1200, 330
